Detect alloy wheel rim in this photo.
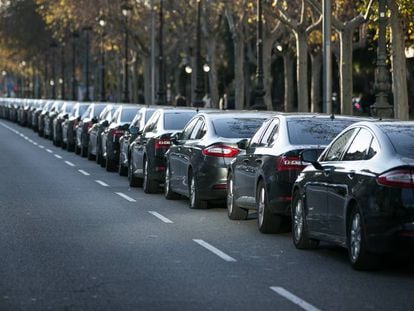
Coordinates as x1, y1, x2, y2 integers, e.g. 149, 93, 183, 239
258, 186, 265, 227
227, 177, 234, 214
350, 212, 362, 261
294, 198, 304, 242
190, 176, 195, 206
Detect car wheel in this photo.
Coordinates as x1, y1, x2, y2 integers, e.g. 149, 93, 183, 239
189, 171, 207, 209
81, 145, 88, 158
256, 180, 283, 234
292, 191, 319, 249
143, 158, 158, 194
227, 172, 248, 220
165, 163, 180, 200
87, 150, 95, 161
128, 158, 142, 187
348, 206, 381, 270
75, 144, 80, 155
106, 156, 116, 172
118, 156, 128, 176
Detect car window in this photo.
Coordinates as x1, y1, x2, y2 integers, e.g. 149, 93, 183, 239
164, 111, 196, 130
195, 122, 207, 139
287, 118, 358, 145
143, 111, 160, 133
79, 105, 88, 117
212, 117, 265, 139
343, 128, 373, 161
260, 118, 279, 146
94, 105, 106, 117
180, 118, 198, 140
82, 106, 92, 119
250, 119, 272, 147
380, 124, 414, 158
367, 137, 380, 159
120, 108, 138, 123
321, 129, 357, 162
190, 119, 205, 139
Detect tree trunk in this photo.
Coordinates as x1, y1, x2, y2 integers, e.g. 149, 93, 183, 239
339, 29, 354, 115
295, 31, 309, 112
263, 37, 274, 110
310, 50, 322, 112
283, 51, 295, 112
207, 41, 220, 108
234, 38, 245, 110
388, 0, 409, 120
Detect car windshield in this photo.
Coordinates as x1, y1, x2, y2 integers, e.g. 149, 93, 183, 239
380, 124, 414, 158
287, 118, 357, 145
79, 105, 89, 117
94, 105, 106, 117
164, 111, 196, 130
64, 104, 74, 113
120, 108, 139, 122
212, 117, 266, 138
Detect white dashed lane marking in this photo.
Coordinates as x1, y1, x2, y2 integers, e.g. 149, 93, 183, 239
193, 239, 236, 262
270, 287, 321, 311
46, 149, 53, 153
54, 154, 62, 159
78, 170, 90, 176
148, 211, 174, 224
115, 192, 136, 202
95, 180, 109, 187
64, 161, 75, 167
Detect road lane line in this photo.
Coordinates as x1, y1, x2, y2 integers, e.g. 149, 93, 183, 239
78, 170, 90, 176
38, 145, 45, 149
54, 154, 62, 159
65, 161, 75, 167
270, 287, 321, 311
148, 211, 174, 224
115, 192, 136, 202
46, 149, 53, 153
95, 180, 109, 187
33, 142, 38, 146
192, 239, 236, 262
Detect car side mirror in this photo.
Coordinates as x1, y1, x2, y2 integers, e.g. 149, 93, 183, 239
171, 132, 182, 145
92, 116, 98, 123
300, 149, 323, 170
237, 138, 249, 150
122, 123, 130, 131
63, 114, 69, 119
129, 126, 140, 135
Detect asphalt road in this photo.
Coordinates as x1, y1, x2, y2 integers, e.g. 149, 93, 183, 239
1, 119, 413, 311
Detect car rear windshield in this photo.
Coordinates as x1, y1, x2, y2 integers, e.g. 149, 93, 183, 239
287, 119, 357, 145
380, 124, 414, 158
164, 111, 196, 130
213, 117, 266, 138
120, 108, 139, 122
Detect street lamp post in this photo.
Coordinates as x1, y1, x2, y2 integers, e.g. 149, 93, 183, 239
156, 0, 166, 105
121, 2, 132, 103
322, 0, 332, 114
372, 0, 392, 118
71, 31, 79, 101
99, 16, 107, 102
252, 0, 266, 110
193, 0, 204, 107
83, 26, 92, 102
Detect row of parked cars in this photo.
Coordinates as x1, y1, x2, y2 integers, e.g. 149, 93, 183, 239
1, 97, 413, 270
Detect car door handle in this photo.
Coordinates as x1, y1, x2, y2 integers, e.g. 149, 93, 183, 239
347, 171, 355, 180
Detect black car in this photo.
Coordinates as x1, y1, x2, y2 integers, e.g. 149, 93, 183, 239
44, 101, 63, 139
292, 121, 414, 270
53, 102, 75, 147
38, 101, 53, 137
75, 103, 106, 157
62, 103, 90, 151
128, 108, 198, 193
101, 105, 140, 171
227, 114, 367, 233
118, 107, 157, 176
165, 111, 274, 209
88, 104, 119, 162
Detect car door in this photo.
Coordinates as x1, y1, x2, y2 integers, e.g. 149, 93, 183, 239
305, 128, 358, 234
327, 128, 379, 239
233, 119, 273, 208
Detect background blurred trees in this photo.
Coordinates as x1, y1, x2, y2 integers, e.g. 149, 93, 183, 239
0, 0, 413, 118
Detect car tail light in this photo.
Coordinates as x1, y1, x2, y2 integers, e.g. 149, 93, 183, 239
277, 156, 306, 171
377, 169, 414, 188
111, 129, 124, 137
155, 138, 171, 150
202, 145, 240, 158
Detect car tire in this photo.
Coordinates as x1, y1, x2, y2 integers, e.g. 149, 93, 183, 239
87, 150, 95, 161
256, 180, 283, 234
75, 144, 80, 155
227, 172, 248, 220
81, 145, 88, 158
128, 159, 142, 187
165, 163, 180, 200
347, 206, 381, 270
188, 170, 207, 209
106, 157, 116, 172
292, 191, 319, 249
143, 158, 158, 194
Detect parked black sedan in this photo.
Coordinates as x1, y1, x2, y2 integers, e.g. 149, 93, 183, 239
227, 114, 367, 233
292, 121, 414, 270
62, 102, 90, 151
118, 107, 157, 176
165, 111, 274, 209
75, 103, 106, 157
128, 108, 197, 193
53, 102, 75, 147
101, 105, 140, 171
